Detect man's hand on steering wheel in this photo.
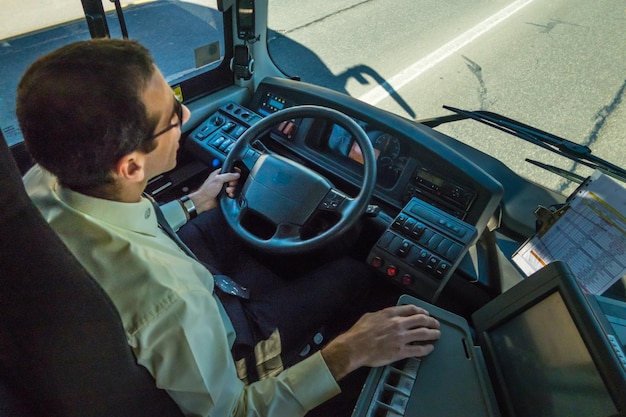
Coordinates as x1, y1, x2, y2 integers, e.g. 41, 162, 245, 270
219, 105, 377, 254
189, 168, 240, 214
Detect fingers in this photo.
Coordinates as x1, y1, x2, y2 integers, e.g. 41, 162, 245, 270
395, 304, 428, 315
189, 168, 242, 213
403, 326, 441, 357
218, 171, 241, 183
383, 305, 441, 358
322, 304, 443, 374
213, 169, 240, 184
401, 319, 441, 356
224, 185, 237, 198
404, 341, 435, 358
405, 311, 441, 334
213, 168, 240, 198
383, 304, 441, 332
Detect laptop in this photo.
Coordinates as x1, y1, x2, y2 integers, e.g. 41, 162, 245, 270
352, 261, 626, 417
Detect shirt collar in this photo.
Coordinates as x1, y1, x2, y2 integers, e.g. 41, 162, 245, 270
55, 182, 159, 237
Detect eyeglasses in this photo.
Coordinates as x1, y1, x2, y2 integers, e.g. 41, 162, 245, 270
148, 98, 183, 140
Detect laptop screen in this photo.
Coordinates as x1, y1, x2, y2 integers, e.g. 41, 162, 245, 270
473, 261, 625, 417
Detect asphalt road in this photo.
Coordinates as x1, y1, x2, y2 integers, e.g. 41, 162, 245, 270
267, 0, 626, 194
2, 0, 624, 195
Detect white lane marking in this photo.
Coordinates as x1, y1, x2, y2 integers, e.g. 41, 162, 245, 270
358, 0, 535, 105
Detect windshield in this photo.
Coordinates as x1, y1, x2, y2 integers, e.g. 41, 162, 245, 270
0, 0, 225, 147
267, 0, 626, 195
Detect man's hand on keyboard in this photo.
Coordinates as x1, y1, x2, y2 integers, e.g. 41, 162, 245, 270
321, 305, 441, 381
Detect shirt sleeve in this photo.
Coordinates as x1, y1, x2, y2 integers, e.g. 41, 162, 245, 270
132, 288, 341, 417
160, 199, 187, 231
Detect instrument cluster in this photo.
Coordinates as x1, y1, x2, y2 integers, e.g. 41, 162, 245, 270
326, 122, 408, 189
369, 130, 408, 189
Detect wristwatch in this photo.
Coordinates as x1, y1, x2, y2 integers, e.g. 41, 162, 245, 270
178, 195, 197, 221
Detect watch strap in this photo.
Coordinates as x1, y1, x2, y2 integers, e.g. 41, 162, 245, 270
178, 195, 197, 220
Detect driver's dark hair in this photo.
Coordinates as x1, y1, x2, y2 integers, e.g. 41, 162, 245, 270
16, 38, 159, 192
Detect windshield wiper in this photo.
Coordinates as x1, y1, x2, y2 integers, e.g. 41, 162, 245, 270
441, 105, 626, 183
524, 159, 586, 184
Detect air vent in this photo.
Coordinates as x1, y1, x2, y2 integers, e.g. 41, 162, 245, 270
364, 358, 421, 417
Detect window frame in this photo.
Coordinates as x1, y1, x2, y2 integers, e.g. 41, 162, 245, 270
78, 0, 234, 103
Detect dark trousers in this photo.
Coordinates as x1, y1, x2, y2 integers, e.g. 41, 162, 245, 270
178, 208, 376, 363
178, 208, 402, 416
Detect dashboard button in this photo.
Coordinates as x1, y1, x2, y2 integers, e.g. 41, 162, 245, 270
436, 238, 453, 258
209, 136, 226, 147
414, 249, 430, 266
425, 256, 439, 271
392, 214, 408, 230
434, 261, 450, 279
446, 243, 463, 260
387, 236, 402, 254
418, 229, 434, 246
401, 218, 416, 235
410, 222, 425, 239
426, 233, 443, 251
401, 274, 414, 286
396, 240, 411, 258
378, 231, 395, 249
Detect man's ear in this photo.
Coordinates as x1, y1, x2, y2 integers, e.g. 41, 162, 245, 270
114, 151, 146, 184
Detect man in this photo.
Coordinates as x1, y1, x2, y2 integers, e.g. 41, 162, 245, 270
18, 39, 440, 416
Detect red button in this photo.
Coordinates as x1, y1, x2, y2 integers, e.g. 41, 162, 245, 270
401, 274, 413, 286
283, 121, 295, 135
386, 266, 397, 277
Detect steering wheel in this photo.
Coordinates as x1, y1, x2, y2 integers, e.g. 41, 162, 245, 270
220, 105, 377, 253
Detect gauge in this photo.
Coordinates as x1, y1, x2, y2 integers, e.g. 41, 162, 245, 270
378, 156, 394, 168
371, 132, 401, 160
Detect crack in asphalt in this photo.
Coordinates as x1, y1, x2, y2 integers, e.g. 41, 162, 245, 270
526, 19, 583, 34
460, 58, 624, 195
462, 55, 490, 110
556, 79, 625, 193
269, 0, 373, 39
587, 79, 626, 148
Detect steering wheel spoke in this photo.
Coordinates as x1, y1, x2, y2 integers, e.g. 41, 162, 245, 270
273, 223, 303, 241
235, 143, 263, 172
220, 105, 377, 253
317, 188, 351, 213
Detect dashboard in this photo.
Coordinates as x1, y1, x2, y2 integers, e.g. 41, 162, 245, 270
187, 77, 502, 232
255, 88, 481, 221
183, 77, 504, 302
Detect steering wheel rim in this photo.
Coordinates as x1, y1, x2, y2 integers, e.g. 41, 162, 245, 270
220, 105, 377, 253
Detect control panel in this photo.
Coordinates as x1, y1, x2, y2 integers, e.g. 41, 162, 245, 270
367, 197, 478, 302
187, 102, 262, 168
403, 165, 476, 220
352, 294, 497, 417
255, 91, 295, 116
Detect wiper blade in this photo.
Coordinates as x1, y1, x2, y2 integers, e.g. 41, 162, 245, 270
442, 105, 626, 183
525, 159, 586, 184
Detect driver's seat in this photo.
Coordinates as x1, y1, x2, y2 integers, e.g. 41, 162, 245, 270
0, 132, 184, 416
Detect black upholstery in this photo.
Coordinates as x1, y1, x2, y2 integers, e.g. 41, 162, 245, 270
0, 135, 184, 416
7, 141, 35, 176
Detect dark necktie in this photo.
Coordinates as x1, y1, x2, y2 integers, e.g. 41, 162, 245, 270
145, 194, 249, 299
147, 195, 198, 259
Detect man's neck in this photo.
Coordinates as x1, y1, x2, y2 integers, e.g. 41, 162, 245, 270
77, 180, 146, 203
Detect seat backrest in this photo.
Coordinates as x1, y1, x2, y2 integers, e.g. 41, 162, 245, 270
0, 135, 184, 417
8, 141, 35, 175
